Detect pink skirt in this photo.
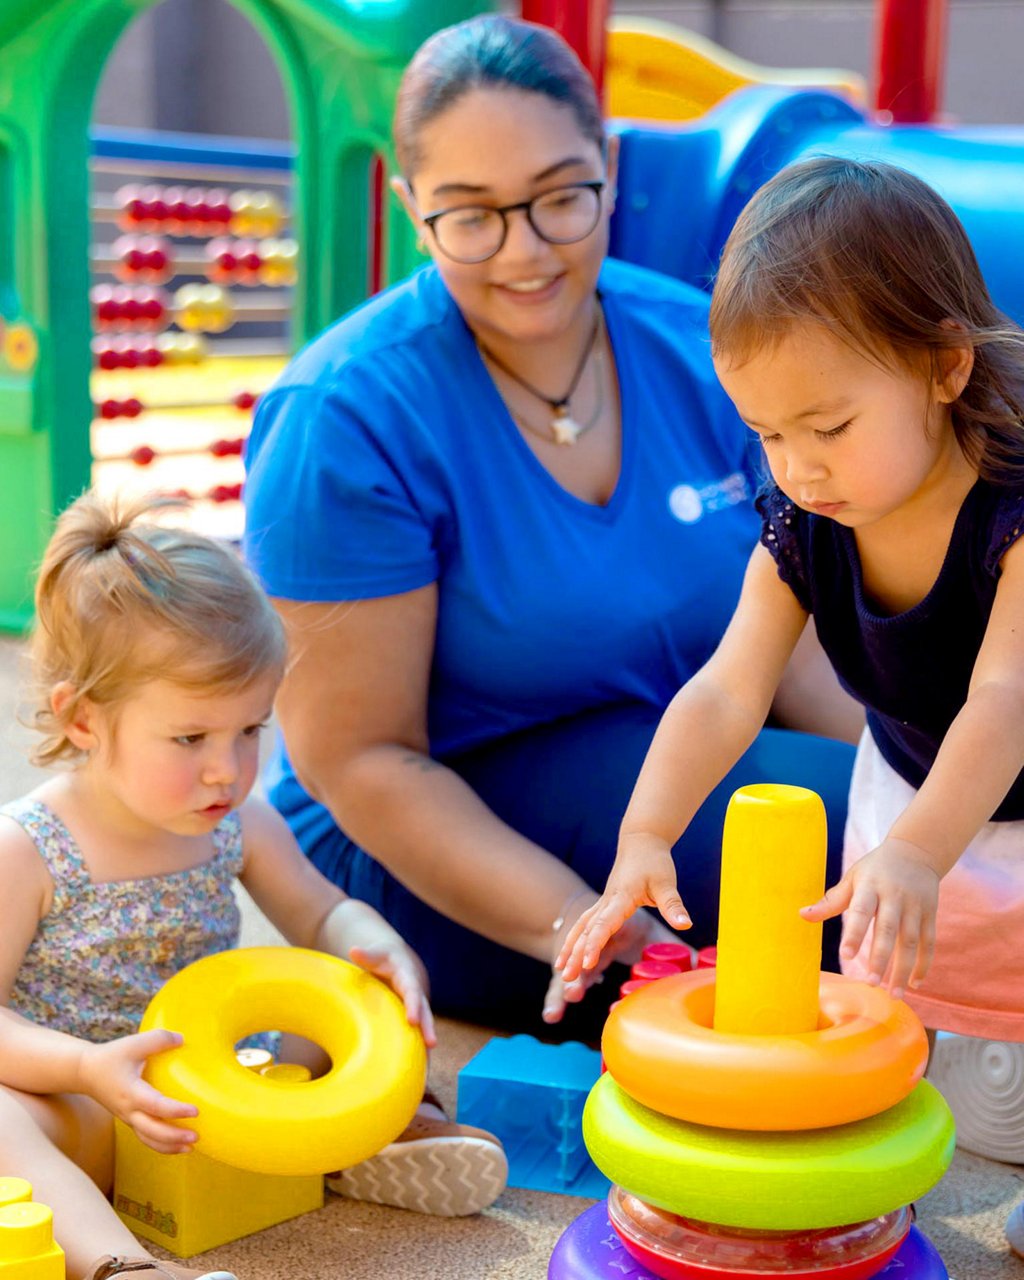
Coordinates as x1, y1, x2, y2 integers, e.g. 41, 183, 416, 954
842, 729, 1024, 1040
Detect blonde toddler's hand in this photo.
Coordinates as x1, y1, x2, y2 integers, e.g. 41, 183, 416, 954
556, 837, 690, 983
77, 1029, 199, 1154
800, 837, 940, 998
348, 943, 437, 1049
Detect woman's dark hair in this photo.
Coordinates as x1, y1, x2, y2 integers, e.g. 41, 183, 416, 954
710, 156, 1024, 485
393, 14, 604, 178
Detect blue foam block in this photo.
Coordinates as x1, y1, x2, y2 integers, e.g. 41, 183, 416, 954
457, 1035, 609, 1197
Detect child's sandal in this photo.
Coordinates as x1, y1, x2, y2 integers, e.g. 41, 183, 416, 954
325, 1088, 508, 1217
84, 1257, 237, 1280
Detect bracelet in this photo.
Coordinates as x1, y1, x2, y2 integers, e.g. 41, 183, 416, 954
551, 888, 593, 934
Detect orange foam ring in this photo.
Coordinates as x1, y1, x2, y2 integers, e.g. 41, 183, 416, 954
713, 783, 827, 1035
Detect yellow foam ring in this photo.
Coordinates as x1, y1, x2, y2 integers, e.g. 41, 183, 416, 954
0, 1184, 30, 1212
0, 1203, 55, 1259
714, 784, 826, 1035
141, 947, 427, 1176
583, 1072, 955, 1231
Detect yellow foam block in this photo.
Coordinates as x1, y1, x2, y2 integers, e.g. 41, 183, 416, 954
113, 1120, 323, 1258
0, 1201, 64, 1279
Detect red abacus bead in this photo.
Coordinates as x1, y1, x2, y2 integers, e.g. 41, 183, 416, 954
113, 289, 142, 325
97, 399, 121, 419
640, 942, 694, 972
131, 446, 157, 467
136, 289, 168, 328
205, 189, 232, 226
163, 186, 190, 232
122, 398, 143, 419
147, 199, 169, 228
146, 249, 170, 281
207, 239, 238, 283
628, 959, 679, 983
233, 390, 258, 411
91, 287, 120, 329
184, 187, 211, 233
91, 340, 119, 371
115, 185, 144, 230
113, 339, 140, 369
210, 437, 244, 457
209, 483, 243, 504
140, 343, 163, 367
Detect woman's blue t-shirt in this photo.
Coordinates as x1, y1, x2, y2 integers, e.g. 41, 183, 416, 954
243, 259, 759, 844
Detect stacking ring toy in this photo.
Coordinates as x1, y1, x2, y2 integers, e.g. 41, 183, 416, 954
141, 946, 427, 1176
547, 1204, 948, 1280
602, 970, 927, 1130
583, 1073, 954, 1230
607, 1187, 911, 1279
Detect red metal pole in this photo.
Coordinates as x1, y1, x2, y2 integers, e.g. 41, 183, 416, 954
521, 0, 610, 103
874, 0, 948, 123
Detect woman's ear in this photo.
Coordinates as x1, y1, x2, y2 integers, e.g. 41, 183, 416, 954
52, 681, 99, 752
391, 177, 422, 232
604, 134, 619, 214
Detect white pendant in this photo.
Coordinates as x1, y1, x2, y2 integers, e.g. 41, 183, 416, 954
551, 411, 581, 445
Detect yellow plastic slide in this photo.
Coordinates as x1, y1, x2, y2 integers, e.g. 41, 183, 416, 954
605, 16, 866, 122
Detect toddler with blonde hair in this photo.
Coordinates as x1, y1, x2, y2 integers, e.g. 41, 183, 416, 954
0, 492, 504, 1280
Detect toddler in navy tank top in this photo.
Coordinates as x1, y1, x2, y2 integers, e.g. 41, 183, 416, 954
559, 158, 1024, 1248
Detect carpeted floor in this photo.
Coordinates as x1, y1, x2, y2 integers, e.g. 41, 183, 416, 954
1, 634, 1022, 1278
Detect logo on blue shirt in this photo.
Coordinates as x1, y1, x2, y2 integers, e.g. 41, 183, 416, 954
668, 472, 750, 524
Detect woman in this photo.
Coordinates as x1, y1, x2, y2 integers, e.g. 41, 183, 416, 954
243, 14, 860, 1034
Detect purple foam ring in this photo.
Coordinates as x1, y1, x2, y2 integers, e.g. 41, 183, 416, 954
548, 1204, 948, 1280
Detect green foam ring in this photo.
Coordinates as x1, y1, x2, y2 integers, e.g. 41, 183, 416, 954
583, 1073, 955, 1231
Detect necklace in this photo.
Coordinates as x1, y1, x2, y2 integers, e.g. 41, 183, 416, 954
477, 309, 602, 446
509, 343, 605, 445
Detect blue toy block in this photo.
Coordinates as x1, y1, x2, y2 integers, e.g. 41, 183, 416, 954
456, 1034, 609, 1197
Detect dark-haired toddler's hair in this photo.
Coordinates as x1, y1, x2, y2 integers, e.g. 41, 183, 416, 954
393, 14, 604, 178
30, 491, 286, 766
709, 156, 1024, 485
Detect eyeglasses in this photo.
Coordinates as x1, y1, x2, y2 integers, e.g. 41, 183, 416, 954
419, 181, 606, 264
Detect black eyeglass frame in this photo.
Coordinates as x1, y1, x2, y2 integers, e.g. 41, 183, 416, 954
419, 181, 607, 264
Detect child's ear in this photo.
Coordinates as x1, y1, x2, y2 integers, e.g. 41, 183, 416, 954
52, 681, 99, 751
934, 323, 975, 404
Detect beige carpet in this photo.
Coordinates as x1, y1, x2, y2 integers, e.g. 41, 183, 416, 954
1, 634, 1021, 1279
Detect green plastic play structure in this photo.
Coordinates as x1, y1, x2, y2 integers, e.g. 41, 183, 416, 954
0, 0, 492, 629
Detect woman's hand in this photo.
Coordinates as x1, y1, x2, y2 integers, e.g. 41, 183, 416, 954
324, 899, 437, 1048
800, 837, 941, 998
76, 1029, 199, 1154
556, 836, 691, 985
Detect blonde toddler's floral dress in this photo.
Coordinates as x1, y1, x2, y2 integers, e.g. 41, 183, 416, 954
0, 799, 243, 1043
